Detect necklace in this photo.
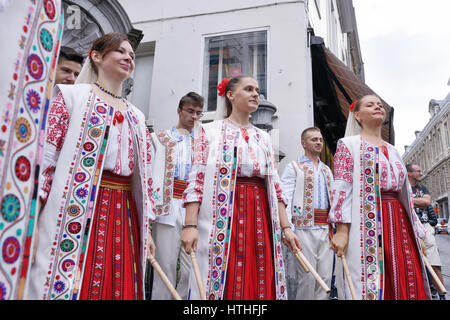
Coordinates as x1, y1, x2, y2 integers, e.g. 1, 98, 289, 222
94, 82, 123, 100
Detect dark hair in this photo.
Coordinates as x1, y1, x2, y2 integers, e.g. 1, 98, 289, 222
406, 163, 418, 172
301, 127, 321, 141
178, 92, 204, 109
89, 33, 131, 75
59, 46, 84, 65
223, 75, 254, 117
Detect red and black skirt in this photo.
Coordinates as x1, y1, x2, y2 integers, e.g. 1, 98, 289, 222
80, 171, 143, 300
381, 191, 429, 300
224, 177, 276, 300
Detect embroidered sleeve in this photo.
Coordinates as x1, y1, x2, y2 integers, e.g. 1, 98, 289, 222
182, 126, 208, 206
333, 140, 353, 183
39, 92, 69, 203
406, 181, 426, 239
328, 140, 353, 224
45, 92, 69, 151
274, 179, 287, 206
266, 136, 288, 206
146, 128, 156, 221
280, 162, 297, 224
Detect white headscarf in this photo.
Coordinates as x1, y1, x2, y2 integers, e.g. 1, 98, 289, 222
75, 58, 97, 85
344, 101, 362, 137
215, 96, 227, 120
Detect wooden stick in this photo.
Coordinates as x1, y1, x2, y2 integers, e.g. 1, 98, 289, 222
295, 250, 330, 293
341, 255, 357, 300
148, 252, 182, 300
190, 251, 207, 300
423, 255, 447, 294
294, 251, 310, 273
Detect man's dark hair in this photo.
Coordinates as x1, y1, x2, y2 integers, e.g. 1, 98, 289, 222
59, 46, 84, 65
178, 92, 204, 109
406, 163, 417, 172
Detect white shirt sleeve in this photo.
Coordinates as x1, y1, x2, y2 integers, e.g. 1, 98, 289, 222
328, 140, 353, 224
280, 162, 296, 228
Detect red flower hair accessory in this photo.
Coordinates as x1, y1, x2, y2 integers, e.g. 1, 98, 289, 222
349, 100, 358, 112
87, 49, 92, 60
217, 78, 230, 97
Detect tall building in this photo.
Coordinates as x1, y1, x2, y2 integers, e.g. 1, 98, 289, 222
403, 81, 450, 221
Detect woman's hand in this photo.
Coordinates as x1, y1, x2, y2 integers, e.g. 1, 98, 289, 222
180, 226, 199, 254
330, 224, 349, 257
282, 227, 302, 253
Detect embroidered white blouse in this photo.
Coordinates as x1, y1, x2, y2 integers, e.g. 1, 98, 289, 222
40, 92, 152, 202
328, 140, 407, 224
183, 118, 286, 205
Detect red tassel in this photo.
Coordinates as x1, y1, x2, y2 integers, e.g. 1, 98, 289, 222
114, 111, 124, 125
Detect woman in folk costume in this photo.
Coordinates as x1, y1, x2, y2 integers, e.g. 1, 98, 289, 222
329, 95, 430, 300
180, 75, 302, 300
27, 33, 156, 300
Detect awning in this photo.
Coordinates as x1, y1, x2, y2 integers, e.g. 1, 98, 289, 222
311, 38, 395, 154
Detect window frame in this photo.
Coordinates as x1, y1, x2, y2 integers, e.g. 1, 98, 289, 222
200, 27, 270, 121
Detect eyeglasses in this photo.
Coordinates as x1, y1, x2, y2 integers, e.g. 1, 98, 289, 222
181, 108, 204, 118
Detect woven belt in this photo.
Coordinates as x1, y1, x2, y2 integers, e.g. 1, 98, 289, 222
99, 171, 132, 191
313, 208, 329, 225
381, 191, 399, 200
173, 179, 188, 199
291, 208, 329, 226
236, 177, 265, 186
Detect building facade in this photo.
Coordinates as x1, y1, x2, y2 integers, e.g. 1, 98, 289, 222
118, 0, 365, 169
403, 84, 450, 221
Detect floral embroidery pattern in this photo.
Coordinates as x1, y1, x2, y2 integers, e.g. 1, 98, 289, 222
0, 0, 62, 300
334, 141, 353, 183
46, 93, 69, 151
333, 191, 346, 223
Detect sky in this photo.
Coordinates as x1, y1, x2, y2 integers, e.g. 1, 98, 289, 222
352, 0, 450, 154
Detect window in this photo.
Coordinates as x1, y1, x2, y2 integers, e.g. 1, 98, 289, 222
314, 0, 322, 18
432, 134, 437, 161
437, 128, 443, 155
202, 30, 267, 112
445, 120, 450, 148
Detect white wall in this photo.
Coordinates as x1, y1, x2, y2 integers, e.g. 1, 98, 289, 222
307, 0, 349, 65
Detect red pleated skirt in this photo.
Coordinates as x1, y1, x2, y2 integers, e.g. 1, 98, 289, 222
381, 191, 428, 300
79, 171, 143, 300
224, 177, 276, 300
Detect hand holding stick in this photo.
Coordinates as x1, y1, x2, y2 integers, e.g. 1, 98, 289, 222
294, 250, 330, 293
190, 251, 207, 300
148, 252, 182, 300
341, 255, 356, 300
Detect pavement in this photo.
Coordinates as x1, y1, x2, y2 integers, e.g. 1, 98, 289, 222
434, 233, 450, 300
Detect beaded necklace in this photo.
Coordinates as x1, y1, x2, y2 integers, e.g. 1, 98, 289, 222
94, 81, 123, 99
94, 82, 126, 125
